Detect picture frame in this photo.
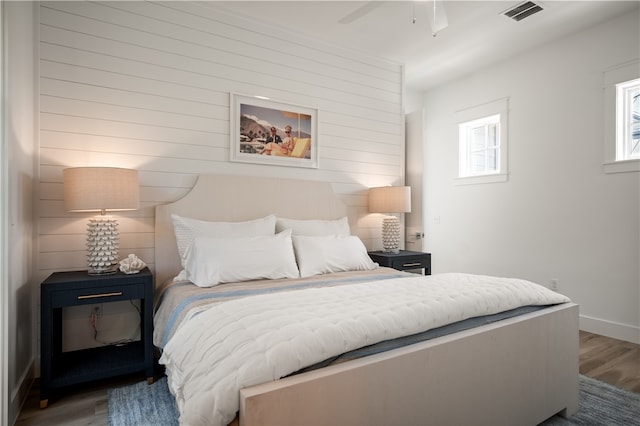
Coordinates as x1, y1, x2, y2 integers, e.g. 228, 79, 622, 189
230, 93, 318, 168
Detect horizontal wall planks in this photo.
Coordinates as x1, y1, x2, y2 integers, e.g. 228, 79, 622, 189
41, 3, 401, 108
40, 77, 228, 120
40, 95, 223, 135
97, 2, 401, 89
37, 0, 405, 286
39, 232, 154, 252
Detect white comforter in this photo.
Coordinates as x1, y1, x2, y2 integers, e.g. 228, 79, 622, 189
159, 272, 570, 425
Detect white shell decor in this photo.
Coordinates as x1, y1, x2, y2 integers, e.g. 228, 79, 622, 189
86, 216, 119, 275
382, 216, 401, 254
119, 253, 147, 274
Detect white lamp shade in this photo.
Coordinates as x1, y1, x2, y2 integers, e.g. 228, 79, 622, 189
63, 167, 140, 212
369, 186, 411, 213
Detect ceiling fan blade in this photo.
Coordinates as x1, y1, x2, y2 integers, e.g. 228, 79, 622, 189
425, 0, 448, 35
338, 1, 385, 24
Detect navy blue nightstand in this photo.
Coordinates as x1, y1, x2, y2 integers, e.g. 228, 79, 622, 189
40, 268, 154, 408
368, 250, 431, 275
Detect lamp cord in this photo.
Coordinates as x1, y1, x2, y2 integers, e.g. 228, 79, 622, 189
90, 299, 141, 346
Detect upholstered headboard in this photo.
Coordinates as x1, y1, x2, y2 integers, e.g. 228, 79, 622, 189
154, 174, 348, 286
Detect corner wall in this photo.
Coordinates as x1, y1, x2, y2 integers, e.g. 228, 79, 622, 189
421, 11, 639, 343
3, 1, 37, 422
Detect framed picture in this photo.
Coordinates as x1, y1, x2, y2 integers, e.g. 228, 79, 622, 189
230, 93, 318, 168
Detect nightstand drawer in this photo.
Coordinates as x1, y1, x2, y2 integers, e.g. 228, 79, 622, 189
51, 283, 145, 307
391, 257, 428, 270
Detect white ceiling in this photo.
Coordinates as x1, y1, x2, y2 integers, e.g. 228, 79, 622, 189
207, 1, 638, 92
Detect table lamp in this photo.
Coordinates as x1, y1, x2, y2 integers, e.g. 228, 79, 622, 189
369, 186, 411, 254
63, 167, 140, 275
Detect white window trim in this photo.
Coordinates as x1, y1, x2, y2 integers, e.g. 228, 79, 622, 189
603, 60, 640, 174
616, 79, 640, 161
455, 173, 508, 185
459, 114, 501, 177
455, 98, 509, 186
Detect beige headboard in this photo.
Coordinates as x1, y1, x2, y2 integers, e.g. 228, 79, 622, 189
154, 174, 348, 286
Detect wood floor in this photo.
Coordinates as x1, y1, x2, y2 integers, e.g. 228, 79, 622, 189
15, 331, 640, 425
578, 330, 640, 393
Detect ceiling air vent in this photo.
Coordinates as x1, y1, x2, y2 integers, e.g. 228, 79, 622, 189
502, 1, 544, 21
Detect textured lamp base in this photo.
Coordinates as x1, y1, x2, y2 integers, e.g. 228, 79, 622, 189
86, 216, 119, 275
382, 216, 401, 254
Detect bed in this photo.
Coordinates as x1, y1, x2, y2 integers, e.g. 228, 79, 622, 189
154, 174, 579, 426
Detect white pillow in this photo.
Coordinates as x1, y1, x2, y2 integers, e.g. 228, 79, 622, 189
172, 214, 276, 265
292, 234, 378, 278
183, 229, 299, 287
276, 216, 350, 236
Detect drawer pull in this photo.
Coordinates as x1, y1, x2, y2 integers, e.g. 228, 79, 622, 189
403, 262, 422, 267
77, 292, 123, 300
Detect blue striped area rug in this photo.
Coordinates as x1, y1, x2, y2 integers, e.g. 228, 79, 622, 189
107, 375, 639, 425
108, 377, 178, 426
540, 376, 639, 425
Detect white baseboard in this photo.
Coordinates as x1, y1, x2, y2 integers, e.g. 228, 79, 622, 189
580, 315, 640, 344
10, 360, 34, 425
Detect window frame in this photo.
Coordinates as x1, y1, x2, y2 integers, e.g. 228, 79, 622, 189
459, 113, 501, 177
455, 98, 509, 185
603, 61, 640, 174
615, 78, 639, 161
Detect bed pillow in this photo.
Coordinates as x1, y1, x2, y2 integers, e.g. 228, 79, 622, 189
276, 216, 350, 236
172, 214, 276, 265
183, 229, 299, 287
292, 234, 378, 278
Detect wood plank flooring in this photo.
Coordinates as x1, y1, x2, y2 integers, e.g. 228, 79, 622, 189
579, 330, 640, 393
15, 331, 640, 425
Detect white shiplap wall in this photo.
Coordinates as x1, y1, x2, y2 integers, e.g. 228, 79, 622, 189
38, 1, 405, 282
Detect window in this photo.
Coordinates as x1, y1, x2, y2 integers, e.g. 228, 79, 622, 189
459, 114, 501, 177
616, 78, 640, 161
603, 61, 639, 174
456, 98, 508, 185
